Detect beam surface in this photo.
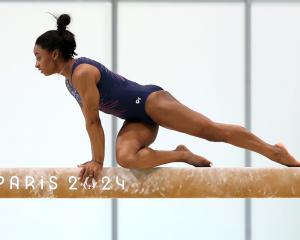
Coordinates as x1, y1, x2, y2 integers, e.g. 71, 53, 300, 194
0, 167, 299, 198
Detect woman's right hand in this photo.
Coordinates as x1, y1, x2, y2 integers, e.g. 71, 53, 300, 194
77, 160, 103, 188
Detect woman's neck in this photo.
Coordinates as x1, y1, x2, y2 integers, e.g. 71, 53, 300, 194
58, 58, 76, 80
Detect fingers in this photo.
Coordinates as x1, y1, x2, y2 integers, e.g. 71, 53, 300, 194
79, 167, 97, 188
77, 161, 90, 167
78, 166, 92, 184
77, 162, 103, 188
78, 167, 86, 182
86, 171, 94, 188
82, 168, 91, 184
93, 170, 100, 182
77, 161, 91, 182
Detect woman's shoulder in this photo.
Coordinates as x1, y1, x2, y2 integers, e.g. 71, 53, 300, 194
74, 56, 98, 65
75, 56, 107, 65
72, 57, 102, 84
74, 57, 109, 71
72, 57, 102, 73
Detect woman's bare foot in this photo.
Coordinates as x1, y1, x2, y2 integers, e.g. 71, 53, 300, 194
272, 143, 300, 167
175, 144, 212, 167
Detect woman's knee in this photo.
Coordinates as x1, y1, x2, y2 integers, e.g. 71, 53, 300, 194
116, 149, 137, 168
145, 91, 174, 120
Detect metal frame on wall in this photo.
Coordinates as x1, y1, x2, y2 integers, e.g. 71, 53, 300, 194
1, 1, 297, 240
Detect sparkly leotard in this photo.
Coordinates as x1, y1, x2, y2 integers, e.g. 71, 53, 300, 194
65, 57, 163, 125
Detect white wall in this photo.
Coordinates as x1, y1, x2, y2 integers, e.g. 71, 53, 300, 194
252, 3, 300, 240
0, 1, 300, 240
0, 2, 112, 168
0, 3, 112, 240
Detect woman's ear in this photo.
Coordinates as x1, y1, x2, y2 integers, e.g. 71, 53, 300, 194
52, 49, 60, 61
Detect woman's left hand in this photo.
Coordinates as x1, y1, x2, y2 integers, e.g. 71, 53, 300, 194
77, 160, 103, 188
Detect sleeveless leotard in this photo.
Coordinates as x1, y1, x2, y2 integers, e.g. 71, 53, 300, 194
65, 57, 163, 125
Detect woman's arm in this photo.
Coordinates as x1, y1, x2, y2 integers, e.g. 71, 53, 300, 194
72, 65, 104, 163
79, 105, 104, 163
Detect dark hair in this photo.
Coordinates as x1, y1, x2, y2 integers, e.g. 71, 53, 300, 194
35, 13, 77, 61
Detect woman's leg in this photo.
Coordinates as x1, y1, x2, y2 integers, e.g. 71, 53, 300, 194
145, 90, 300, 167
115, 121, 212, 168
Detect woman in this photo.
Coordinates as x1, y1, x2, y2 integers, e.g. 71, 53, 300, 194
34, 14, 299, 187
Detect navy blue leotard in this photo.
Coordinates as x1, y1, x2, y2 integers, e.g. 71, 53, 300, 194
65, 57, 163, 125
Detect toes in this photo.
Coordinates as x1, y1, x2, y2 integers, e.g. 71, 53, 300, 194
286, 163, 300, 167
193, 163, 212, 167
192, 158, 212, 167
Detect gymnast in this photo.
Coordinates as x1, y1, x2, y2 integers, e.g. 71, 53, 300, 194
34, 14, 300, 187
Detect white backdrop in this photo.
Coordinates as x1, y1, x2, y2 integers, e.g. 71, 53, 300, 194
0, 2, 113, 240
252, 3, 300, 240
0, 1, 300, 240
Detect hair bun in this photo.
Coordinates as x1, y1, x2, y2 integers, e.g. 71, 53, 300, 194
57, 14, 71, 32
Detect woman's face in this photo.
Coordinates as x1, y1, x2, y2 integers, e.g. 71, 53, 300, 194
33, 45, 59, 76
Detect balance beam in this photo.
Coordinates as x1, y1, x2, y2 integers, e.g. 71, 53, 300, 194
0, 167, 299, 198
